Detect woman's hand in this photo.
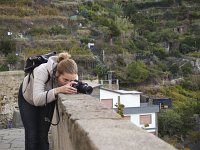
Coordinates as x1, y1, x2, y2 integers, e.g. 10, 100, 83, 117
55, 82, 77, 95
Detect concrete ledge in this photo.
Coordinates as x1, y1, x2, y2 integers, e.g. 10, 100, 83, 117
51, 94, 177, 150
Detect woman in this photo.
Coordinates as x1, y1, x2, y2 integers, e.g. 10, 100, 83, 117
18, 52, 78, 150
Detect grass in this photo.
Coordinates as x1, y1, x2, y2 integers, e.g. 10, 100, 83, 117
187, 52, 200, 58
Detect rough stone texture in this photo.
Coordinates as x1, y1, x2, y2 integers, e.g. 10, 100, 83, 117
0, 71, 24, 128
0, 128, 24, 150
51, 94, 177, 150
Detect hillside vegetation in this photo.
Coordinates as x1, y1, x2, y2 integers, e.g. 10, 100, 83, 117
0, 0, 200, 149
0, 0, 199, 81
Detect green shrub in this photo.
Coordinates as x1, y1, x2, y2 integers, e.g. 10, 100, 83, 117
0, 64, 9, 71
126, 61, 149, 84
93, 64, 108, 79
133, 1, 171, 10
23, 48, 52, 58
187, 52, 200, 58
104, 45, 124, 54
168, 63, 179, 77
6, 53, 19, 65
0, 38, 16, 56
158, 109, 183, 137
49, 25, 67, 35
180, 76, 200, 91
27, 27, 48, 36
180, 36, 200, 54
189, 11, 200, 20
37, 6, 60, 16
151, 44, 166, 59
69, 47, 93, 56
180, 63, 193, 77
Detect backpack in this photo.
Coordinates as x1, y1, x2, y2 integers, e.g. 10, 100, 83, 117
24, 51, 56, 85
24, 51, 57, 74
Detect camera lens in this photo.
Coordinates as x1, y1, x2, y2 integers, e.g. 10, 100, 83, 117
84, 86, 93, 94
72, 81, 93, 94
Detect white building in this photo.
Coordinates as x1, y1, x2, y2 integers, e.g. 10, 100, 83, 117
100, 88, 159, 135
87, 42, 94, 49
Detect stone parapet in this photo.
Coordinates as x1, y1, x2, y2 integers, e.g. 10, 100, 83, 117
51, 94, 177, 150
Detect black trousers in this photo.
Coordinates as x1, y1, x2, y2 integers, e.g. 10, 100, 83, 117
18, 84, 55, 150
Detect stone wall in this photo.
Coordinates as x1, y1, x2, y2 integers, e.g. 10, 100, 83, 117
0, 71, 24, 128
51, 94, 177, 150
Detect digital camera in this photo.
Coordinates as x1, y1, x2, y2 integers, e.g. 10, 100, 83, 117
72, 80, 93, 94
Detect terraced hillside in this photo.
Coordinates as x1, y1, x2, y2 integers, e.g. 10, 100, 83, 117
0, 0, 96, 74
0, 0, 200, 81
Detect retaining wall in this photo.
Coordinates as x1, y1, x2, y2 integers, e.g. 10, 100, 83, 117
51, 94, 177, 150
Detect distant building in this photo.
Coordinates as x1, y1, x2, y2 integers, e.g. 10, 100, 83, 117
141, 95, 172, 110
152, 98, 172, 109
88, 42, 94, 49
100, 71, 119, 90
174, 25, 188, 34
7, 32, 12, 36
100, 88, 160, 135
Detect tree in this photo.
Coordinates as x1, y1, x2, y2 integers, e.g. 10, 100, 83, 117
180, 63, 193, 77
158, 109, 183, 137
109, 20, 121, 37
121, 1, 137, 20
169, 63, 179, 77
0, 38, 16, 56
6, 53, 19, 70
126, 61, 149, 84
174, 100, 196, 136
6, 53, 19, 65
112, 3, 123, 16
93, 64, 108, 80
0, 64, 9, 71
150, 43, 166, 59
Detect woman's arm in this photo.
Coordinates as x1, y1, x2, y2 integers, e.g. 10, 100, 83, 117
32, 64, 56, 106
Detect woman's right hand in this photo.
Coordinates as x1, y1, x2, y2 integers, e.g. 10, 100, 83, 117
55, 83, 77, 95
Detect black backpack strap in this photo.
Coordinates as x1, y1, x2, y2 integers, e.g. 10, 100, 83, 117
44, 91, 60, 126
23, 72, 33, 93
44, 68, 60, 126
45, 90, 49, 107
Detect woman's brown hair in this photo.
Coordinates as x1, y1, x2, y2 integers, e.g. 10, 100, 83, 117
56, 52, 78, 75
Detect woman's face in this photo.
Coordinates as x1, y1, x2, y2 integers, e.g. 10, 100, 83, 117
56, 72, 77, 86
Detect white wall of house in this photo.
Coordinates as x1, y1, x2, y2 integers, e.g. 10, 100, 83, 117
100, 89, 141, 108
120, 94, 140, 107
100, 88, 158, 134
129, 113, 157, 133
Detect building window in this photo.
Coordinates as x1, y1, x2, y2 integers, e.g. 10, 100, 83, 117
140, 114, 152, 125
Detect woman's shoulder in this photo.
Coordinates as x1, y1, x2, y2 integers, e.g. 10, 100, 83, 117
34, 63, 48, 76
46, 56, 58, 72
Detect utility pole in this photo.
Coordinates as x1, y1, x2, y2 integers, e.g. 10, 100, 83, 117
102, 50, 105, 62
